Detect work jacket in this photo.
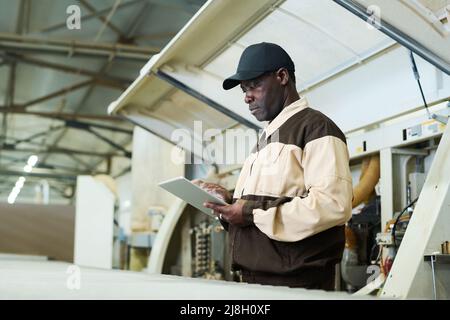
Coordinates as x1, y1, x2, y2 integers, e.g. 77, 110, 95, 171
226, 97, 353, 275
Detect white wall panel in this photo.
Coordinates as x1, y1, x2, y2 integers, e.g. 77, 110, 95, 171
74, 176, 115, 269
305, 46, 450, 132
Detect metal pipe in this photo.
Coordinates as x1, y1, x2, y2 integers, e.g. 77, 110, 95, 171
0, 108, 125, 122
79, 0, 125, 39
0, 53, 132, 87
0, 32, 158, 61
20, 80, 94, 109
63, 119, 133, 134
1, 144, 124, 158
0, 169, 77, 181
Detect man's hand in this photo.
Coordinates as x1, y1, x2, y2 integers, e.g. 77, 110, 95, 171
204, 199, 250, 226
192, 179, 232, 204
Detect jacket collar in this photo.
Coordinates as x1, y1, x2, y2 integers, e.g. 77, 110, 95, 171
264, 96, 309, 139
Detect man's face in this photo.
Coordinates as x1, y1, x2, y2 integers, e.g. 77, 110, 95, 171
240, 71, 285, 122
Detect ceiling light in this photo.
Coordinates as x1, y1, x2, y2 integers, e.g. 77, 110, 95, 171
15, 180, 24, 189
7, 191, 18, 204
27, 155, 38, 167
7, 194, 16, 204
23, 164, 32, 173
11, 186, 21, 195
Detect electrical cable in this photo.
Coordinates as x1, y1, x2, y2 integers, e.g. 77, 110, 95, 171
409, 51, 432, 119
392, 197, 419, 247
409, 52, 449, 125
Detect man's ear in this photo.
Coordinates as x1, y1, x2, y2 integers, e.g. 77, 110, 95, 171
276, 68, 289, 86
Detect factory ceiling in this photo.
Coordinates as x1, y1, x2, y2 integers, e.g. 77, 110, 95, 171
0, 0, 206, 203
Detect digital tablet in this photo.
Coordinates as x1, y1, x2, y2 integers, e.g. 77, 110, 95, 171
158, 176, 227, 218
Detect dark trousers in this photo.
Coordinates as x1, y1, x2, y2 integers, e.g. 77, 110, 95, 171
241, 266, 335, 290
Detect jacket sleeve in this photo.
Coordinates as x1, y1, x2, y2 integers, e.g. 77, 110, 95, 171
243, 135, 353, 242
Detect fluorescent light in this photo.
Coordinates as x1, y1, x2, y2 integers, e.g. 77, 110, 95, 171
23, 164, 32, 173
27, 155, 38, 167
14, 180, 24, 189
15, 177, 25, 188
7, 192, 17, 204
11, 186, 20, 195
8, 175, 28, 205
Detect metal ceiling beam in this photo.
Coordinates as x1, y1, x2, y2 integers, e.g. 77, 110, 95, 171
1, 144, 125, 158
0, 53, 132, 88
133, 31, 178, 41
0, 0, 24, 158
0, 32, 158, 61
34, 0, 145, 34
0, 169, 77, 181
113, 164, 131, 179
66, 153, 92, 170
123, 1, 151, 42
64, 120, 132, 157
63, 119, 133, 134
16, 0, 26, 35
23, 0, 31, 34
17, 79, 94, 109
84, 128, 132, 158
333, 0, 450, 75
80, 9, 146, 173
11, 125, 65, 145
0, 108, 125, 122
39, 6, 142, 168
87, 134, 132, 175
78, 0, 126, 39
1, 62, 16, 144
0, 154, 29, 167
146, 0, 202, 15
4, 62, 16, 108
38, 62, 115, 165
36, 162, 102, 174
1, 160, 104, 176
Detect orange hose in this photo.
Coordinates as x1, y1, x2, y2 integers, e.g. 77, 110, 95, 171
344, 225, 358, 249
352, 154, 380, 208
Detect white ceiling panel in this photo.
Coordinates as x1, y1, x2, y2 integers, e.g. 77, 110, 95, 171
204, 44, 244, 79
280, 0, 391, 54
354, 0, 450, 73
146, 89, 236, 133
236, 8, 355, 84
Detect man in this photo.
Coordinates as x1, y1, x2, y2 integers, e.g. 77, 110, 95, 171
196, 42, 352, 290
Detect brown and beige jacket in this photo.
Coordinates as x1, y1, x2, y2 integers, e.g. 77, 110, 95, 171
227, 97, 353, 275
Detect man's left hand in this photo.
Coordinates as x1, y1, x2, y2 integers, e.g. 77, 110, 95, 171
204, 199, 250, 226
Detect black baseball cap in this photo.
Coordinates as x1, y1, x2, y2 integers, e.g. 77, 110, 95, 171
222, 42, 295, 90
